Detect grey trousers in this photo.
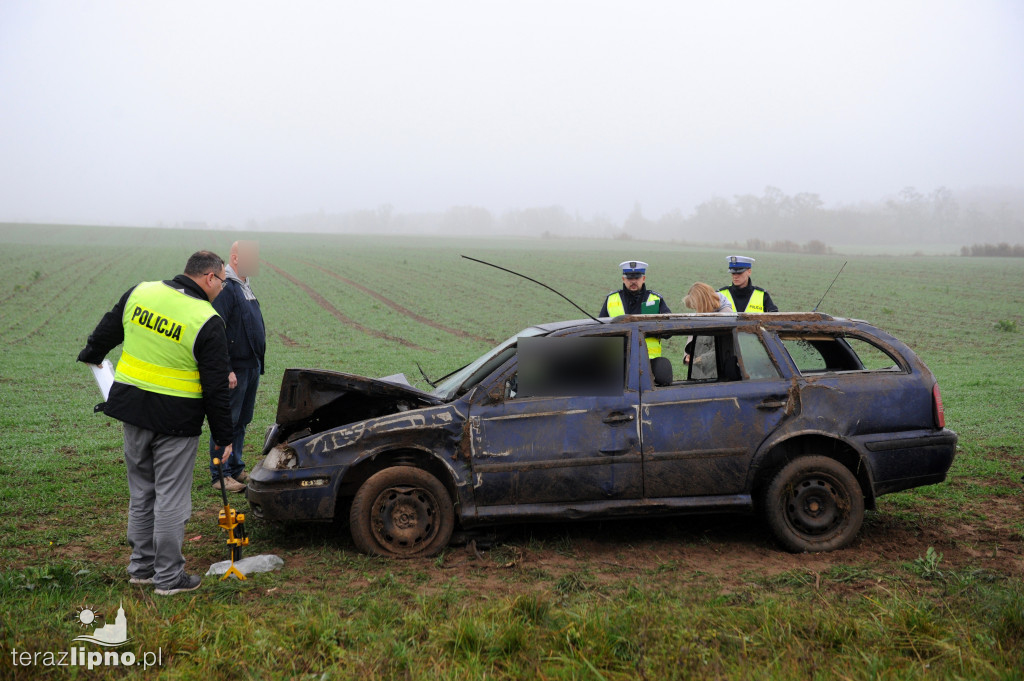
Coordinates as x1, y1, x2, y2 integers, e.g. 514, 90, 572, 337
122, 423, 199, 589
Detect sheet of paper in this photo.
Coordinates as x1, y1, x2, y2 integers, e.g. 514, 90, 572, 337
90, 359, 115, 400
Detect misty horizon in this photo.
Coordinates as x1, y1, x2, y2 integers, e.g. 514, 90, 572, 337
9, 183, 1023, 250
2, 2, 1023, 232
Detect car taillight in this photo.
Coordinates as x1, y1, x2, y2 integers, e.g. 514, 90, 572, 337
932, 383, 945, 428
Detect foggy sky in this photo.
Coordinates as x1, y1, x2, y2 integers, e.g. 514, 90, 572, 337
1, 1, 1023, 227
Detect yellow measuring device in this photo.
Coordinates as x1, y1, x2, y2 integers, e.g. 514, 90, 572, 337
213, 456, 250, 581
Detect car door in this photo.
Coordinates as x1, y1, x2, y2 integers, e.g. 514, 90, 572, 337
640, 328, 792, 498
467, 330, 643, 507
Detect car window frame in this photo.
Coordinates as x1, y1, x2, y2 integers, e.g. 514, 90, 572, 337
774, 331, 910, 376
638, 321, 746, 390
470, 327, 637, 405
639, 321, 788, 389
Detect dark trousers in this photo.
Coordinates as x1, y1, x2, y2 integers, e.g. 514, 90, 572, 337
209, 365, 260, 481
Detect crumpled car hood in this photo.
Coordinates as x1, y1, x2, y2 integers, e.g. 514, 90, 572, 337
272, 368, 443, 444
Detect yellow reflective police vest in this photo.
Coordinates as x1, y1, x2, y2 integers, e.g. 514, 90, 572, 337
720, 288, 765, 313
605, 291, 663, 358
113, 281, 219, 399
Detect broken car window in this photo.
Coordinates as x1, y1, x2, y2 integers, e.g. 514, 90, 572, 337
779, 334, 905, 375
432, 327, 546, 400
843, 337, 904, 371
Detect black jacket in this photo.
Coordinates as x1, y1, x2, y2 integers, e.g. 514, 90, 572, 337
718, 280, 778, 313
599, 285, 672, 317
212, 267, 266, 373
77, 275, 234, 445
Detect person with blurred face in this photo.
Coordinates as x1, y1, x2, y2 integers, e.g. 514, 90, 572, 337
209, 240, 266, 494
718, 255, 779, 313
599, 260, 670, 358
77, 251, 234, 596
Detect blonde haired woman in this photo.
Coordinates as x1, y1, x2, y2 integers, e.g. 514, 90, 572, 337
682, 283, 732, 378
683, 282, 733, 314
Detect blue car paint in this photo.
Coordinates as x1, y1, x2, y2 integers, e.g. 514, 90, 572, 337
247, 313, 957, 543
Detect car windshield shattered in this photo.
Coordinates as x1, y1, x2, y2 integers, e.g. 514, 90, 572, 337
430, 326, 547, 400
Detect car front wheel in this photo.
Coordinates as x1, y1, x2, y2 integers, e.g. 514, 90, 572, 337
349, 466, 455, 557
764, 455, 865, 552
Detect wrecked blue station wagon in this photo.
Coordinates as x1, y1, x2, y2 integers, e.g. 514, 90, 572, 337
247, 313, 957, 556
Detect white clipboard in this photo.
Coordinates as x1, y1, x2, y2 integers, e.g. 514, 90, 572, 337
90, 359, 115, 400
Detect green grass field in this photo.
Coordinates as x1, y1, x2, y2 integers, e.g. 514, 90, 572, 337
1, 223, 1022, 680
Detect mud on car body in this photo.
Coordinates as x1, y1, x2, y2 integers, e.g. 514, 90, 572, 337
247, 312, 957, 556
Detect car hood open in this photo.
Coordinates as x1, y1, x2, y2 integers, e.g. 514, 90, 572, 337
272, 368, 444, 443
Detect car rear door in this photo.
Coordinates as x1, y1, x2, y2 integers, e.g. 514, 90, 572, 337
467, 330, 643, 506
639, 327, 792, 497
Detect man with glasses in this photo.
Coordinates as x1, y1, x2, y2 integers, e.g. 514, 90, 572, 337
77, 251, 235, 596
599, 260, 670, 358
718, 255, 779, 313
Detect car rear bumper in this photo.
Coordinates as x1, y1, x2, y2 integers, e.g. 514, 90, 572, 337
246, 463, 341, 521
857, 428, 958, 496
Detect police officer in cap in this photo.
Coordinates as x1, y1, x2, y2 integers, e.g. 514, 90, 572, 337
599, 260, 670, 357
719, 255, 778, 313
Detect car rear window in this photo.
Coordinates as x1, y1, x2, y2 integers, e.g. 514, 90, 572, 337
779, 334, 904, 374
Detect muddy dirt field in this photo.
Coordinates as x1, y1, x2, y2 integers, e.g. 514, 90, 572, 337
28, 456, 1024, 600
220, 471, 1024, 598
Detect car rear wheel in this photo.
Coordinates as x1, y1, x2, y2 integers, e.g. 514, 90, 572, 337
349, 466, 454, 557
764, 456, 864, 552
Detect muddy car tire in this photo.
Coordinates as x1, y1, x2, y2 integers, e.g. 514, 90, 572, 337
764, 456, 864, 553
349, 466, 454, 558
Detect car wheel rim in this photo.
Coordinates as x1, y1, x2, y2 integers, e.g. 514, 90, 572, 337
370, 484, 438, 554
784, 475, 848, 537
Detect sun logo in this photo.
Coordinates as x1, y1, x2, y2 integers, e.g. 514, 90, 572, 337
71, 601, 129, 646
75, 606, 102, 627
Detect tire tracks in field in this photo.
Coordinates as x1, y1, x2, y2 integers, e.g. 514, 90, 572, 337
299, 259, 498, 345
0, 250, 97, 323
4, 252, 125, 345
0, 272, 51, 310
277, 331, 304, 348
262, 260, 428, 351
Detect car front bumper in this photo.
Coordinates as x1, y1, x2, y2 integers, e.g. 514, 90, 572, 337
246, 462, 344, 522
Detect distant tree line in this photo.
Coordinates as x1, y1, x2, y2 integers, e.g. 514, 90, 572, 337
666, 185, 1022, 247
247, 185, 1023, 247
960, 243, 1024, 257
739, 238, 833, 255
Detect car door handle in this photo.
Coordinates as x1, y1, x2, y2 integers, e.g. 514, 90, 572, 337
603, 412, 635, 424
756, 399, 787, 409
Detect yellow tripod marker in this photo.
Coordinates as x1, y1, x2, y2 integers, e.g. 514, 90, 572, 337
213, 457, 250, 581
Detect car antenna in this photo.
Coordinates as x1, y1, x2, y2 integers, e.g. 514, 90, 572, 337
415, 361, 437, 388
813, 261, 847, 312
461, 255, 606, 324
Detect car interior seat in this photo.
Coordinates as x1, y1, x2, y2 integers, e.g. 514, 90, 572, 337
651, 356, 673, 386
